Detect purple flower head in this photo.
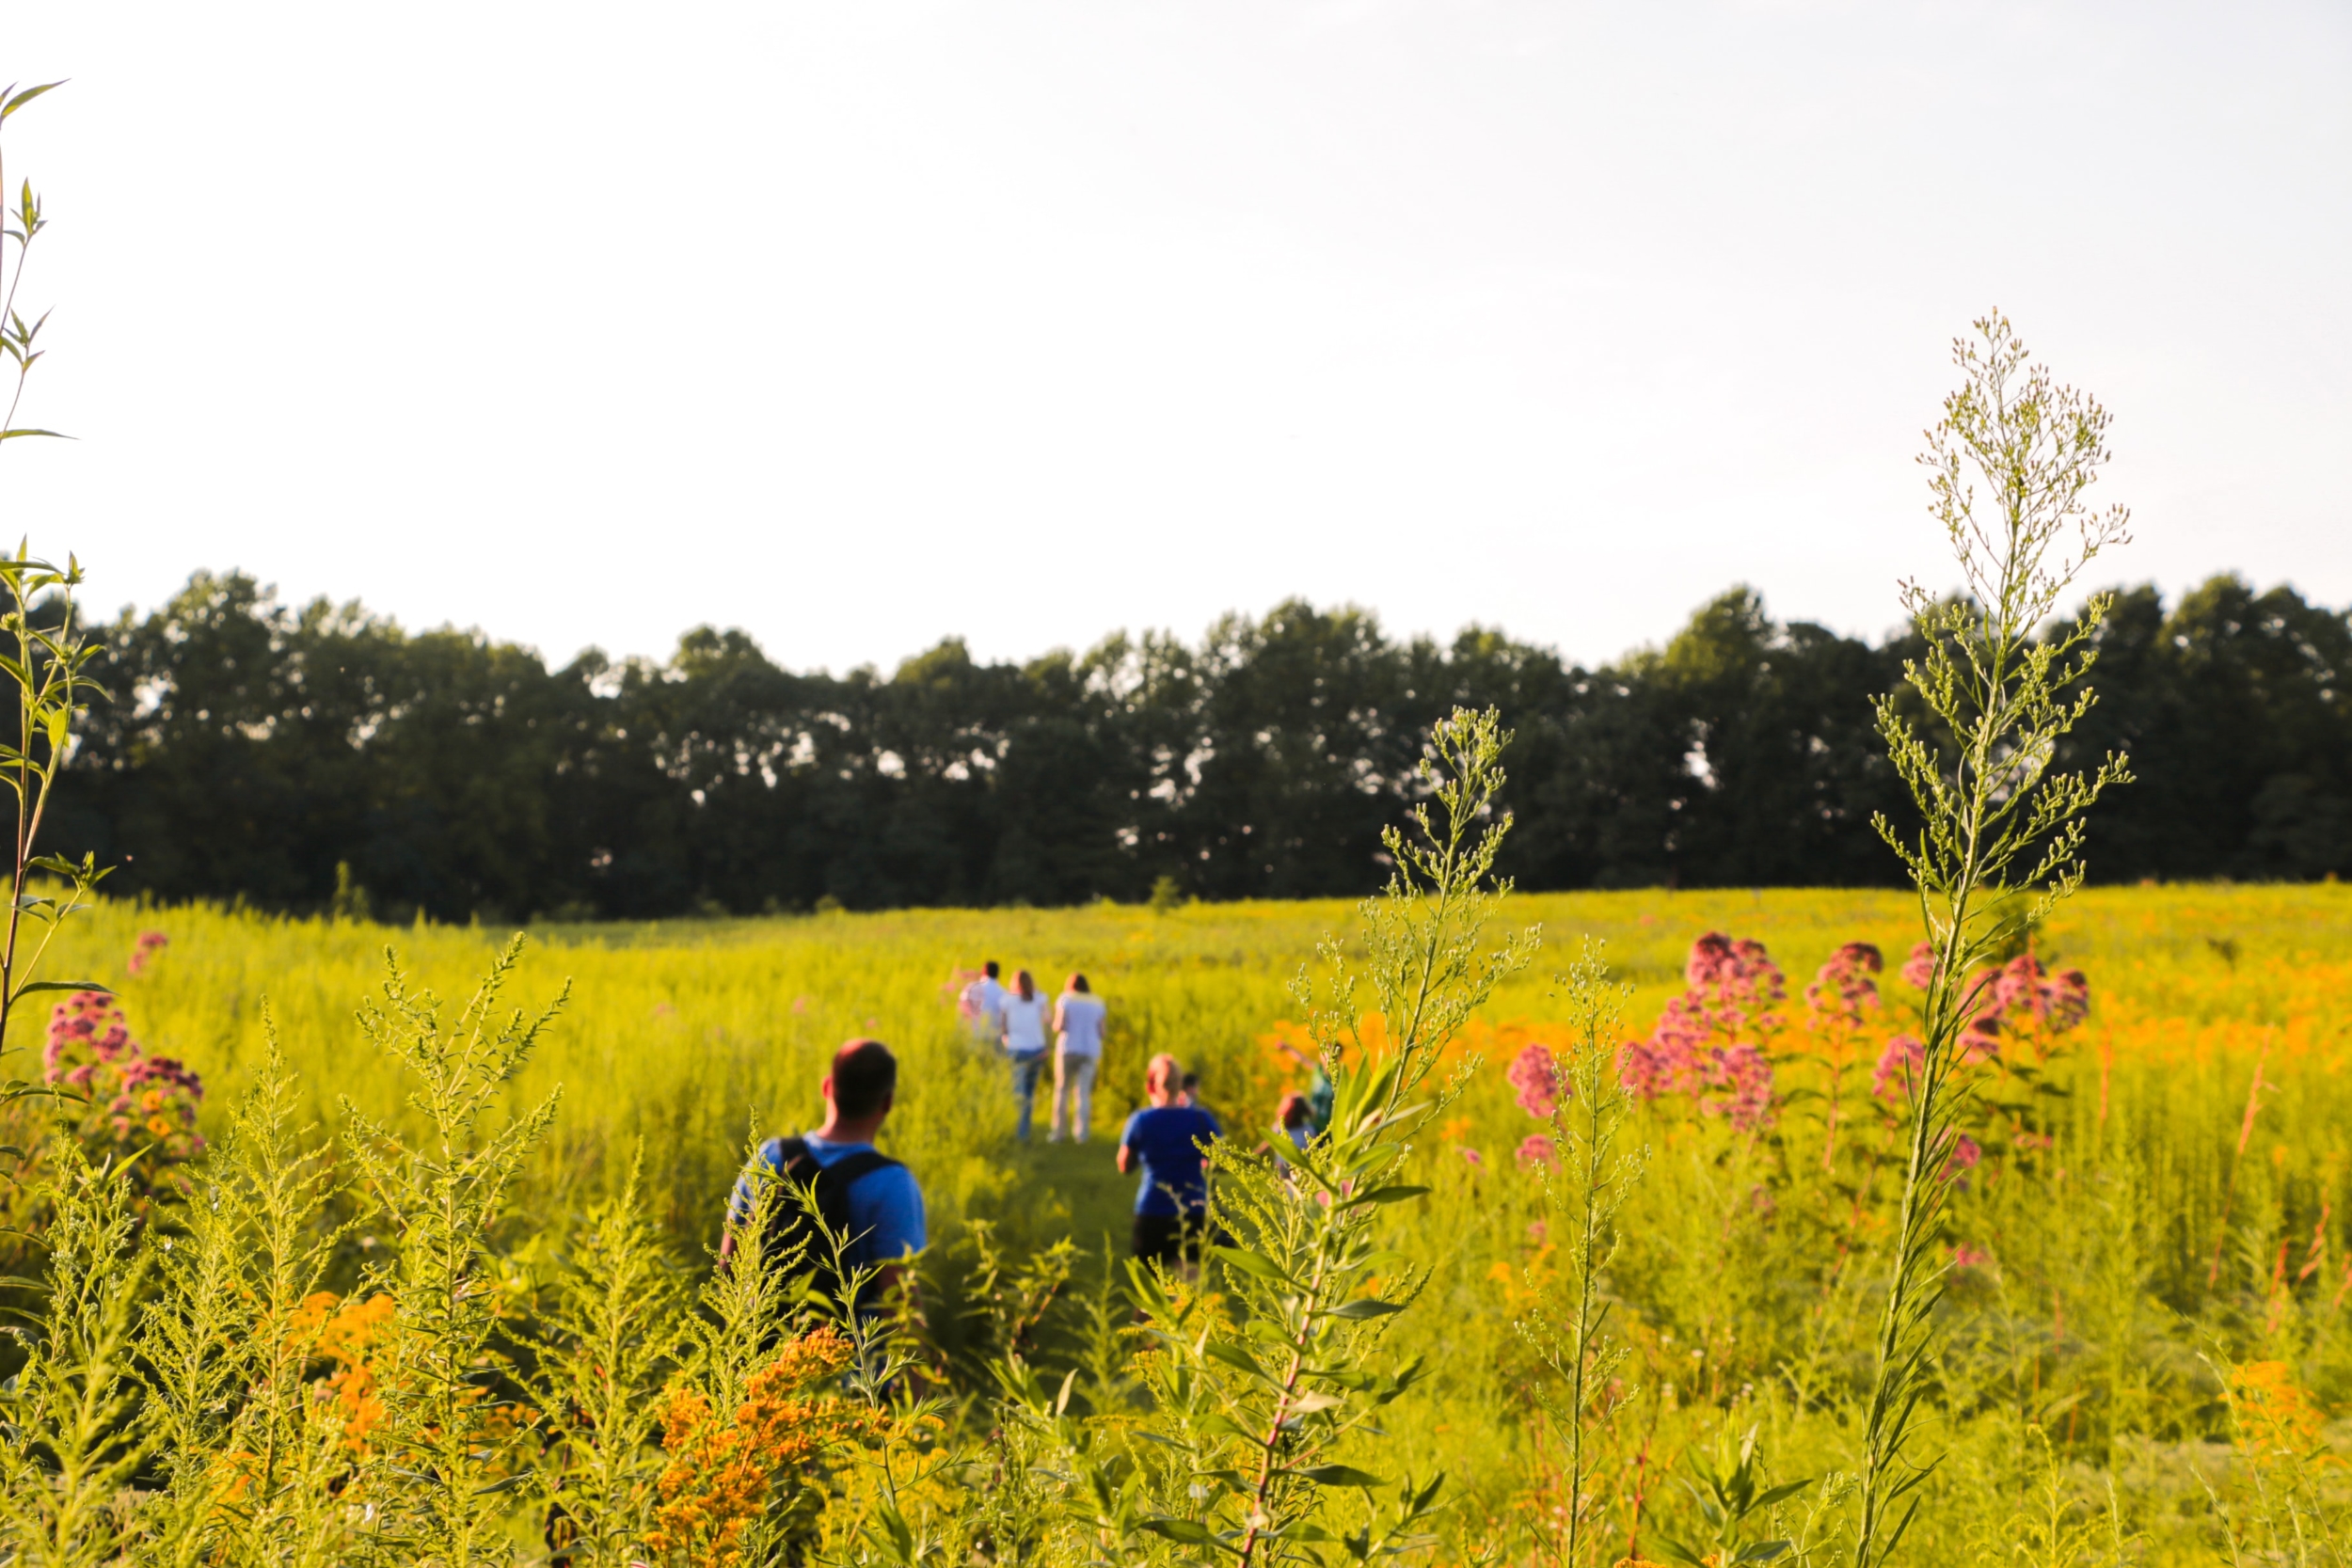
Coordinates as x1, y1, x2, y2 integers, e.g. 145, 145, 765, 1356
1621, 932, 1787, 1127
1618, 1038, 1673, 1101
1704, 1042, 1777, 1132
1872, 1035, 1925, 1099
1508, 1042, 1563, 1118
1516, 1133, 1557, 1169
1900, 941, 1938, 990
1805, 942, 1883, 1024
1941, 1132, 1982, 1180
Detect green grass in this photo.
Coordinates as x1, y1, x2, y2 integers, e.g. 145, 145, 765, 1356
8, 883, 2352, 1563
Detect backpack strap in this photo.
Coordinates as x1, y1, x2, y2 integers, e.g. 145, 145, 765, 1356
762, 1134, 815, 1178
808, 1148, 901, 1243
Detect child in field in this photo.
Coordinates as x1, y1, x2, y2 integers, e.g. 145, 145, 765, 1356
1118, 1054, 1222, 1270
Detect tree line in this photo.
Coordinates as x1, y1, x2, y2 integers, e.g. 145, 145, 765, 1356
50, 570, 2352, 921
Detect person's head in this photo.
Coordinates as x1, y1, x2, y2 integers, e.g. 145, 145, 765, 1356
1278, 1092, 1310, 1130
1179, 1071, 1200, 1106
822, 1037, 898, 1132
1067, 972, 1090, 994
1145, 1053, 1183, 1105
1013, 968, 1037, 1001
984, 959, 1000, 980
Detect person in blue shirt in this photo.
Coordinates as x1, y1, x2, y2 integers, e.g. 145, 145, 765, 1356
1117, 1053, 1222, 1270
725, 1037, 926, 1308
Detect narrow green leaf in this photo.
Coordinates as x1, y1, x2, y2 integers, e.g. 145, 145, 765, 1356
1200, 1338, 1272, 1382
1209, 1244, 1295, 1285
1138, 1516, 1218, 1545
0, 430, 70, 442
1324, 1297, 1406, 1322
14, 980, 111, 998
1295, 1464, 1384, 1488
0, 82, 63, 120
1341, 1183, 1430, 1208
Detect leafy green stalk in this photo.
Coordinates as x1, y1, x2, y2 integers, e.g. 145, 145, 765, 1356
0, 79, 69, 450
203, 1030, 362, 1568
1133, 705, 1539, 1567
1853, 311, 2132, 1568
342, 938, 565, 1567
530, 1157, 684, 1568
1516, 942, 1647, 1568
0, 1141, 152, 1568
0, 87, 104, 1111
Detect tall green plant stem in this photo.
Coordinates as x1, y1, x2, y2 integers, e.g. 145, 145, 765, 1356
0, 86, 103, 1086
1851, 310, 2131, 1568
1514, 945, 1643, 1568
1120, 707, 1534, 1568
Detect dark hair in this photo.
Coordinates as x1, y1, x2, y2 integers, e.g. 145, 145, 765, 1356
829, 1037, 898, 1119
1181, 1071, 1200, 1091
1015, 969, 1036, 1002
1279, 1092, 1310, 1128
984, 959, 1000, 978
1069, 973, 1090, 993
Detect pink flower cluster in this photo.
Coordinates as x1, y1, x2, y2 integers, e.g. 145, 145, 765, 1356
44, 990, 206, 1162
1507, 1042, 1562, 1118
127, 930, 168, 975
1900, 940, 1938, 990
1872, 1035, 1925, 1099
1967, 953, 2091, 1040
1805, 942, 1882, 1026
1617, 932, 1784, 1131
1516, 1133, 1556, 1169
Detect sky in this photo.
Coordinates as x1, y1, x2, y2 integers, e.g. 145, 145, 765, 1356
4, 2, 2346, 675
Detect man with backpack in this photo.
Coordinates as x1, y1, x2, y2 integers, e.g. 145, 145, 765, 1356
723, 1037, 926, 1309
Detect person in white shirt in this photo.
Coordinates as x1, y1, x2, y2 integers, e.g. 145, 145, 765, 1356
1050, 973, 1107, 1143
999, 969, 1053, 1143
958, 959, 1008, 1047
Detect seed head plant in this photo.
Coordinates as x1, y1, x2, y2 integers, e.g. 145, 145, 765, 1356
1851, 310, 2132, 1568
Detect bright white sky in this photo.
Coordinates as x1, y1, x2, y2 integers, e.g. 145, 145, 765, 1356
6, 2, 2346, 674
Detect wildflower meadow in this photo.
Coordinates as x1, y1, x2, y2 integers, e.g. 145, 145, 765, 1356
2, 873, 2346, 1564
3, 79, 2346, 1568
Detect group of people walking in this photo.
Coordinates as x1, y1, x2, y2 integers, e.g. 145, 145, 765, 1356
723, 958, 1313, 1301
957, 960, 1106, 1142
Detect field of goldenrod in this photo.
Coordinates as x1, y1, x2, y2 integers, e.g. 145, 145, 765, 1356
8, 881, 2347, 1564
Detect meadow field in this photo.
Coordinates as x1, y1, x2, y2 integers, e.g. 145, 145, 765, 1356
8, 879, 2349, 1564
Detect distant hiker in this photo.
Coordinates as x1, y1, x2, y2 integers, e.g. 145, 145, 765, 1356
1050, 972, 1106, 1143
1272, 1035, 1336, 1135
1001, 968, 1052, 1142
1118, 1053, 1222, 1270
959, 959, 1008, 1046
723, 1037, 926, 1311
1277, 1091, 1312, 1157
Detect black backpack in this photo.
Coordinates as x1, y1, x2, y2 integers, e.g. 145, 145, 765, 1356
738, 1135, 900, 1308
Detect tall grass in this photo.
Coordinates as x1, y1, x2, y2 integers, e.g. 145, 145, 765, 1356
2, 880, 2347, 1562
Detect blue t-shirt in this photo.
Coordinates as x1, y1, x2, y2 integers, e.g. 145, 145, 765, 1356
729, 1134, 928, 1270
1120, 1106, 1223, 1217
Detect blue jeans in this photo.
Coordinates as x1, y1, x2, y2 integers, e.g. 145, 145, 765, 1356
1009, 1051, 1046, 1142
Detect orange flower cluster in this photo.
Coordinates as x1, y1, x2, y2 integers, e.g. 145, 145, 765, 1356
2226, 1359, 2332, 1465
286, 1291, 397, 1449
645, 1327, 876, 1568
